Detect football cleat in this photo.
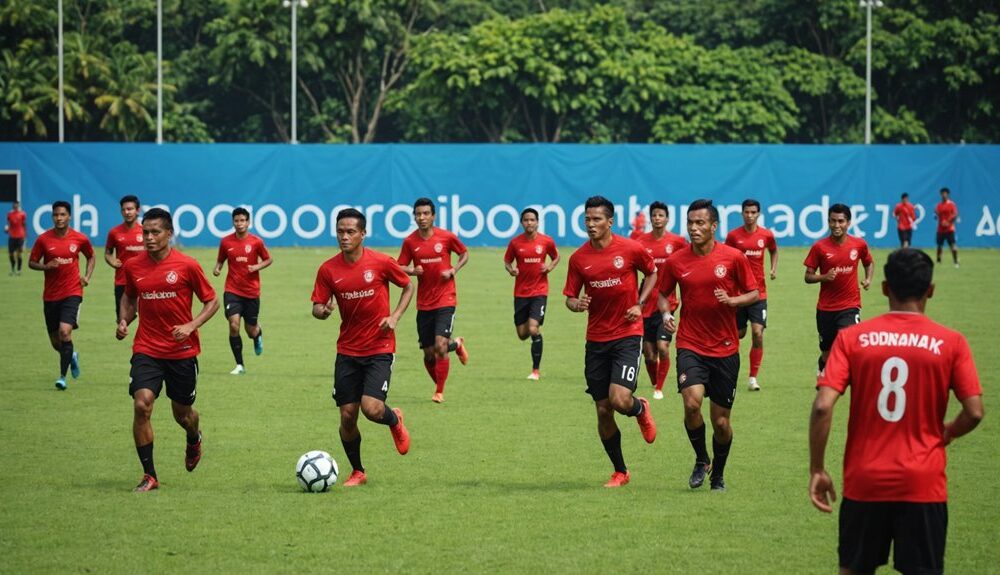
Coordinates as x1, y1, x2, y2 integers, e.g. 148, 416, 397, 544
710, 477, 727, 492
229, 364, 245, 375
652, 389, 664, 400
55, 378, 67, 391
389, 408, 410, 455
133, 474, 159, 492
253, 334, 263, 356
604, 471, 631, 488
343, 470, 367, 487
748, 377, 761, 391
689, 461, 712, 489
635, 397, 656, 443
185, 433, 202, 472
526, 370, 540, 381
455, 337, 469, 365
431, 392, 444, 403
70, 352, 80, 379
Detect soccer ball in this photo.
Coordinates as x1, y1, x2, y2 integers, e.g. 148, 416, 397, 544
295, 450, 339, 492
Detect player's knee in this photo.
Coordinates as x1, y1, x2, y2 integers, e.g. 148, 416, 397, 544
434, 343, 448, 357
359, 401, 383, 422
133, 399, 153, 421
516, 329, 529, 341
683, 398, 701, 418
58, 327, 72, 342
711, 415, 731, 434
738, 328, 747, 339
528, 325, 540, 337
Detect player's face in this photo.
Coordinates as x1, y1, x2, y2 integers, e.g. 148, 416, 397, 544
940, 191, 949, 201
233, 214, 249, 235
584, 207, 612, 240
650, 209, 667, 230
142, 218, 172, 254
12, 201, 20, 211
741, 206, 760, 227
413, 205, 435, 231
687, 208, 717, 246
521, 213, 538, 234
337, 218, 366, 253
51, 206, 70, 230
121, 202, 139, 225
828, 213, 849, 238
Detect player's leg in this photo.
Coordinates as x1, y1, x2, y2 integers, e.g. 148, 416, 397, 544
677, 349, 712, 488
606, 337, 655, 443
416, 310, 438, 391
948, 233, 959, 267
163, 356, 202, 472
891, 502, 947, 575
935, 233, 944, 263
704, 352, 739, 491
431, 308, 456, 401
58, 297, 81, 381
14, 240, 23, 273
654, 337, 671, 399
129, 354, 163, 491
223, 293, 245, 373
513, 297, 530, 341
357, 354, 408, 455
838, 498, 893, 575
747, 301, 767, 391
334, 354, 367, 485
243, 297, 263, 355
585, 341, 628, 486
114, 285, 125, 323
816, 310, 838, 374
642, 316, 659, 388
525, 297, 545, 378
7, 238, 14, 275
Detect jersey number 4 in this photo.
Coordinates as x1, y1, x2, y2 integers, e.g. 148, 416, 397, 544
877, 357, 908, 422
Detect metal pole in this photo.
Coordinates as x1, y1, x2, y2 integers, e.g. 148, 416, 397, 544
58, 0, 64, 143
864, 1, 872, 145
290, 0, 298, 144
157, 0, 163, 144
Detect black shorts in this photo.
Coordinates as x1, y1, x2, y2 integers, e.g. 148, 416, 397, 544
736, 299, 768, 331
584, 336, 642, 401
816, 308, 861, 351
224, 291, 260, 325
129, 353, 200, 406
513, 296, 547, 326
43, 296, 82, 333
114, 285, 125, 320
935, 231, 956, 247
676, 348, 740, 410
642, 314, 672, 343
333, 353, 394, 406
416, 306, 455, 349
8, 237, 24, 252
839, 498, 947, 575
897, 229, 913, 245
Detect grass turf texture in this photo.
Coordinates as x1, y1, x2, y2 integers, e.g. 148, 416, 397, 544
0, 246, 996, 573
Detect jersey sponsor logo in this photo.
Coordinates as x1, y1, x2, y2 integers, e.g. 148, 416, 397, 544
434, 242, 443, 254
830, 265, 854, 274
857, 331, 944, 355
419, 257, 443, 264
523, 257, 542, 263
166, 271, 178, 284
613, 256, 624, 269
235, 256, 248, 262
588, 277, 623, 289
69, 244, 78, 253
714, 264, 727, 278
743, 249, 763, 257
850, 248, 859, 261
51, 256, 74, 265
363, 270, 374, 283
535, 245, 543, 255
340, 288, 376, 300
653, 257, 667, 264
141, 290, 178, 300
125, 245, 144, 252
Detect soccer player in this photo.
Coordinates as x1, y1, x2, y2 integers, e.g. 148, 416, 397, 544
563, 196, 659, 488
6, 200, 26, 275
213, 207, 272, 375
635, 201, 687, 399
804, 204, 874, 374
397, 197, 470, 403
503, 208, 560, 380
934, 187, 959, 267
312, 208, 414, 487
809, 248, 983, 574
115, 208, 220, 492
104, 195, 145, 321
659, 199, 758, 492
28, 200, 95, 390
893, 192, 916, 248
629, 210, 646, 240
724, 199, 778, 391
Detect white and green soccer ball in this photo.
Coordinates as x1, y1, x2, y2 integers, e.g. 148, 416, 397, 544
295, 450, 339, 492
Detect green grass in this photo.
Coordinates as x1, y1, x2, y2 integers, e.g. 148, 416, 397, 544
0, 246, 997, 574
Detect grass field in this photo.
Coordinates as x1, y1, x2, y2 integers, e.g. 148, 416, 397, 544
0, 245, 997, 574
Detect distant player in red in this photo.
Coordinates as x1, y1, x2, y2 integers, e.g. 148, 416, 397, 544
563, 196, 659, 488
635, 201, 687, 400
809, 248, 983, 574
934, 187, 959, 267
504, 208, 560, 380
804, 203, 874, 374
115, 208, 220, 492
397, 197, 470, 403
724, 199, 778, 391
312, 208, 415, 487
629, 210, 646, 240
104, 195, 144, 321
893, 192, 917, 248
28, 200, 96, 390
659, 199, 758, 492
6, 199, 26, 275
213, 207, 272, 375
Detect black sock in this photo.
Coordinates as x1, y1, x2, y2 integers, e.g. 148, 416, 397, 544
254, 328, 263, 343
686, 423, 710, 464
59, 341, 73, 378
953, 251, 959, 264
711, 436, 732, 481
8, 255, 14, 272
136, 442, 156, 478
187, 431, 201, 445
16, 256, 21, 271
229, 336, 244, 365
626, 396, 643, 417
600, 429, 627, 473
379, 405, 399, 427
342, 434, 364, 472
447, 340, 458, 352
530, 334, 543, 369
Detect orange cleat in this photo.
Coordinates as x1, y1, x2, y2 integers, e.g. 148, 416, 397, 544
635, 397, 657, 443
455, 337, 469, 365
431, 392, 444, 403
604, 471, 631, 488
343, 470, 367, 487
185, 433, 202, 472
390, 408, 410, 455
133, 474, 159, 492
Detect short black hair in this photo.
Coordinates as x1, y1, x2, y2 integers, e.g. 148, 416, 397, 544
940, 187, 950, 195
52, 200, 71, 214
413, 197, 435, 215
901, 193, 909, 200
142, 207, 174, 231
741, 199, 761, 211
648, 201, 668, 218
829, 203, 852, 221
584, 196, 614, 219
337, 208, 367, 231
120, 195, 140, 208
884, 248, 933, 301
232, 207, 250, 220
521, 208, 539, 221
687, 199, 718, 223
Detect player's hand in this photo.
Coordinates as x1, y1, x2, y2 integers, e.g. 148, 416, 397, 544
822, 269, 838, 282
540, 264, 551, 275
212, 268, 221, 276
171, 322, 195, 341
379, 316, 398, 332
248, 265, 258, 273
413, 265, 424, 276
116, 320, 129, 340
575, 295, 592, 312
809, 470, 837, 513
663, 314, 677, 334
111, 258, 122, 269
81, 276, 90, 287
507, 267, 518, 277
624, 304, 642, 322
714, 288, 736, 307
441, 268, 456, 280
862, 278, 871, 290
770, 270, 777, 281
45, 260, 60, 270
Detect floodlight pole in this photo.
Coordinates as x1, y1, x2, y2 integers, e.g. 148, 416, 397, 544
58, 0, 64, 143
157, 0, 163, 144
284, 0, 306, 144
861, 0, 883, 145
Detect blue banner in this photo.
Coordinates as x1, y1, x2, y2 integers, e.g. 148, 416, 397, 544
1, 143, 998, 248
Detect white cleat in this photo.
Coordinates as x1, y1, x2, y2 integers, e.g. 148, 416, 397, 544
653, 389, 664, 400
526, 370, 540, 381
230, 364, 246, 375
748, 377, 760, 391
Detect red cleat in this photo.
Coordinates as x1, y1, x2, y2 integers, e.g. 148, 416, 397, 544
636, 397, 656, 443
604, 471, 631, 488
431, 392, 444, 403
133, 474, 159, 492
343, 470, 367, 487
390, 408, 410, 455
185, 433, 202, 472
455, 337, 469, 365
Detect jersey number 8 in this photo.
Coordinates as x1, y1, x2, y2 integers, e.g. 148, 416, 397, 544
877, 357, 908, 422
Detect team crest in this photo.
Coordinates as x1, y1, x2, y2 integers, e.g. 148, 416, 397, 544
714, 264, 727, 278
244, 244, 252, 254
363, 270, 374, 283
535, 245, 543, 255
666, 245, 674, 255
850, 249, 858, 261
434, 242, 443, 253
613, 256, 624, 269
679, 372, 687, 384
166, 271, 178, 284
757, 239, 765, 248
69, 244, 77, 253
135, 233, 143, 242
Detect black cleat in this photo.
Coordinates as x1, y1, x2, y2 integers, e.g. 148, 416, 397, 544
710, 477, 726, 492
689, 461, 712, 489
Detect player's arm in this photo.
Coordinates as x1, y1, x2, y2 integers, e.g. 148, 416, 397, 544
380, 282, 415, 331
250, 255, 273, 273
716, 288, 758, 307
769, 247, 779, 280
504, 258, 518, 276
542, 250, 561, 274
116, 292, 139, 340
446, 249, 470, 279
174, 297, 220, 341
943, 395, 984, 445
82, 249, 96, 287
809, 386, 842, 513
804, 266, 835, 284
629, 268, 658, 321
104, 243, 121, 269
861, 261, 874, 290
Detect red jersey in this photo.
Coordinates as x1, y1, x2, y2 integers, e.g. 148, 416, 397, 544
311, 248, 411, 356
217, 233, 271, 298
105, 223, 145, 286
6, 210, 26, 239
935, 200, 957, 233
725, 225, 777, 300
563, 235, 655, 342
397, 227, 467, 311
818, 312, 982, 502
29, 229, 94, 302
893, 202, 916, 231
636, 230, 687, 316
504, 233, 559, 298
658, 243, 758, 358
803, 235, 873, 312
123, 249, 216, 360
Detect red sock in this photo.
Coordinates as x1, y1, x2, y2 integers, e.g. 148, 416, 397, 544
644, 360, 657, 387
656, 356, 670, 391
424, 358, 436, 383
434, 357, 450, 394
749, 347, 763, 377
